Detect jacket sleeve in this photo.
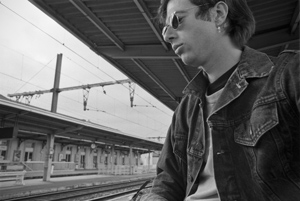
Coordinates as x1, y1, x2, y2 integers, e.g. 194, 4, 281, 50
280, 50, 300, 115
140, 109, 187, 201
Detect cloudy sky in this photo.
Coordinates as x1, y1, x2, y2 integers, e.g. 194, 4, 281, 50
0, 0, 173, 140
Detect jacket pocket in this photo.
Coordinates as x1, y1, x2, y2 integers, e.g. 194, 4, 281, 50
173, 132, 188, 163
234, 102, 279, 146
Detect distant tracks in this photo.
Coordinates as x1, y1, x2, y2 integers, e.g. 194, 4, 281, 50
3, 178, 153, 201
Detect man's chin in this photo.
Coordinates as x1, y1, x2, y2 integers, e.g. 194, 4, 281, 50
179, 55, 188, 65
181, 56, 196, 67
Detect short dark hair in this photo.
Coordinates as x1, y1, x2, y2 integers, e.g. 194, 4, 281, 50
157, 0, 256, 48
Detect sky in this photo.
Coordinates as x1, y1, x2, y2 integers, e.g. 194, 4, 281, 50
0, 0, 173, 141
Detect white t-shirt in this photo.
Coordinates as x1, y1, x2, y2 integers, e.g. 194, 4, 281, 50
185, 88, 223, 201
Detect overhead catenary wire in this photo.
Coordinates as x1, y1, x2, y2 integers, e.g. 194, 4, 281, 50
0, 43, 85, 85
14, 57, 56, 94
88, 91, 170, 128
65, 56, 105, 83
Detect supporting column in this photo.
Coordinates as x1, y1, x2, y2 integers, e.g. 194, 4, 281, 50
129, 146, 133, 175
148, 150, 151, 173
43, 134, 54, 181
6, 139, 15, 161
137, 152, 140, 167
111, 144, 115, 174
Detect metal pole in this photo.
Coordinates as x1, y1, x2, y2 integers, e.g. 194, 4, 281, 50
43, 54, 63, 181
51, 53, 63, 113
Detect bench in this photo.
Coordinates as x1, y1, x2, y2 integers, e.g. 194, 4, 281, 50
0, 170, 26, 185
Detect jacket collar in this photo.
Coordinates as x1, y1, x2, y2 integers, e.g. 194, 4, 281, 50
183, 46, 275, 96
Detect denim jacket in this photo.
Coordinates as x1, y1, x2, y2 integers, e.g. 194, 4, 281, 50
141, 46, 300, 201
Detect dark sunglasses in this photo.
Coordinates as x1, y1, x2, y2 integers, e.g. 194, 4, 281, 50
162, 4, 208, 35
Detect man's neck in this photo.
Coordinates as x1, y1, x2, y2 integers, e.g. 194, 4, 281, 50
203, 43, 242, 84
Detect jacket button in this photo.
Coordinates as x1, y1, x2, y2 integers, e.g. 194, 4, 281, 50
216, 150, 225, 155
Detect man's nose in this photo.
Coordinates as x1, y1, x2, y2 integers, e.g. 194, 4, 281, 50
162, 26, 175, 44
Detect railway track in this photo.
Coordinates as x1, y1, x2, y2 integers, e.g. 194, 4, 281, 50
2, 178, 153, 201
86, 186, 151, 201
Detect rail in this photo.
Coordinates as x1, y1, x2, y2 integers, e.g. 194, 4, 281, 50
87, 186, 152, 201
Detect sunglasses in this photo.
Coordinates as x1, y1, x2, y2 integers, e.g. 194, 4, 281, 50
162, 4, 209, 36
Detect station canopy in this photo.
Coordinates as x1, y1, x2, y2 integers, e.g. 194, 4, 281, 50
0, 97, 163, 152
29, 0, 299, 111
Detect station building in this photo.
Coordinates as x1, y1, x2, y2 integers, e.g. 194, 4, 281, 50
0, 97, 163, 177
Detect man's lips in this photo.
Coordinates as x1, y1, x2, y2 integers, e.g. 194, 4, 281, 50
172, 44, 183, 53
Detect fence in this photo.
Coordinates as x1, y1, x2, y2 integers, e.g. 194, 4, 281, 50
97, 165, 156, 175
23, 161, 75, 171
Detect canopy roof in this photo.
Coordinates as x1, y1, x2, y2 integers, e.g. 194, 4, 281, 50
0, 97, 163, 152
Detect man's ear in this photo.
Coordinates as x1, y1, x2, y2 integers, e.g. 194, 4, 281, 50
214, 1, 228, 27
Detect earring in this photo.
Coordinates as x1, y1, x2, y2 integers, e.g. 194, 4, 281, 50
217, 26, 221, 33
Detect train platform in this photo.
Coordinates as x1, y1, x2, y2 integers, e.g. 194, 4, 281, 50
0, 170, 155, 200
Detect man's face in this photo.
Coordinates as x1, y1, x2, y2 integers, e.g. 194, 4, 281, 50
163, 0, 219, 67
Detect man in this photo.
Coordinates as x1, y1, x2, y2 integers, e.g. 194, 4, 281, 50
139, 0, 300, 200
